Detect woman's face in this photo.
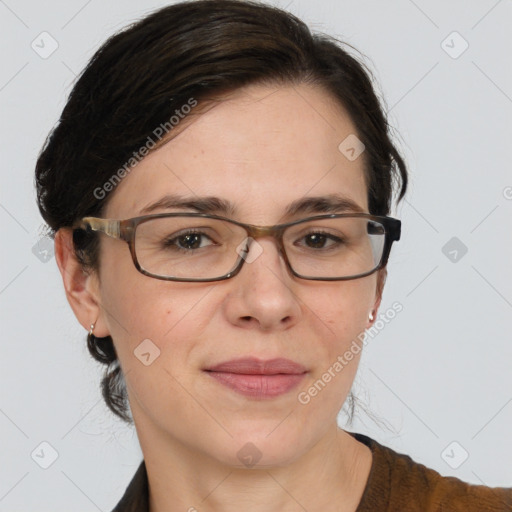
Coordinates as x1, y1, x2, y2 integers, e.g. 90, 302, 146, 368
90, 83, 382, 466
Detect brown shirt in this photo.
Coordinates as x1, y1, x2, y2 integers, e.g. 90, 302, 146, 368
111, 431, 512, 511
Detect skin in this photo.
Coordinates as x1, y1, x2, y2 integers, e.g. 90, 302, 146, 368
55, 83, 385, 512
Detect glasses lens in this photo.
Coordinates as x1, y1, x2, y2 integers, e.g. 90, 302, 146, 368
134, 216, 246, 279
283, 217, 386, 279
133, 215, 387, 280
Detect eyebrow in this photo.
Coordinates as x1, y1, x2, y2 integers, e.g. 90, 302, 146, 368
139, 193, 365, 217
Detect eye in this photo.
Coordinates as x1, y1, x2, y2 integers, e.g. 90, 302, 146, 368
298, 231, 344, 250
164, 230, 216, 251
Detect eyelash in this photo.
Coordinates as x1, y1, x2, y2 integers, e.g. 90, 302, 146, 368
163, 229, 345, 253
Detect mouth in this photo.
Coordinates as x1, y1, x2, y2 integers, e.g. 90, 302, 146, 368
203, 357, 308, 399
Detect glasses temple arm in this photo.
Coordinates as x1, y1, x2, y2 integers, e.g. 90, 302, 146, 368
76, 217, 122, 239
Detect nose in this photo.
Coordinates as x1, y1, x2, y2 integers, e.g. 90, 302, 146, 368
222, 237, 303, 331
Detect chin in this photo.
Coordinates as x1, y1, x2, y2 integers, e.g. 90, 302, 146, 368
213, 423, 310, 469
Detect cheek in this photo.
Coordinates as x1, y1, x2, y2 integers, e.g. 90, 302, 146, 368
296, 278, 376, 392
313, 277, 376, 340
100, 277, 213, 426
99, 251, 220, 383
295, 281, 376, 418
102, 278, 210, 356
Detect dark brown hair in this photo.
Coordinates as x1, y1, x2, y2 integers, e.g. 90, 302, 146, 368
35, 0, 408, 424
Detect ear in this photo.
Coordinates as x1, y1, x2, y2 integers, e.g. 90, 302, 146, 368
366, 268, 387, 328
54, 228, 110, 338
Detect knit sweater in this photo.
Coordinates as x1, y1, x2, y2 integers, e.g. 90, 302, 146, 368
111, 431, 512, 511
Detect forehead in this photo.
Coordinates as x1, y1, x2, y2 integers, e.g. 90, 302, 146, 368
104, 83, 368, 222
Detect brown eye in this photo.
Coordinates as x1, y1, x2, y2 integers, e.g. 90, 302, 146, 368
305, 233, 327, 248
162, 231, 215, 251
299, 232, 343, 250
176, 233, 203, 249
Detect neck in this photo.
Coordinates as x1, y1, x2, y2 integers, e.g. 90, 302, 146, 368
135, 421, 372, 512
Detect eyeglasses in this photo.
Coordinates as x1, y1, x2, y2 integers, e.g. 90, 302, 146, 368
72, 212, 401, 282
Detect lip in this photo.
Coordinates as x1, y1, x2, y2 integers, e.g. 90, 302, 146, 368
204, 357, 307, 375
203, 357, 308, 399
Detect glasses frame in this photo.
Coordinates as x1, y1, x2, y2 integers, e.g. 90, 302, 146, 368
72, 212, 401, 282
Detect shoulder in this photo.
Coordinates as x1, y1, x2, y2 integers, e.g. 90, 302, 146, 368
111, 460, 149, 512
349, 432, 512, 512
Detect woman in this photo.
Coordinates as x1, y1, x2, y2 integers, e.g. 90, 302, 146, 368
35, 0, 511, 510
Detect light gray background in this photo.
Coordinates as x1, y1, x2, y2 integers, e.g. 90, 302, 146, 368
1, 0, 511, 510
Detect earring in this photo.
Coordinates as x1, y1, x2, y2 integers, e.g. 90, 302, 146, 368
368, 311, 374, 322
88, 321, 97, 339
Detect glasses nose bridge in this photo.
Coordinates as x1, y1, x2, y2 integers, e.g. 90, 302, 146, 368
247, 224, 278, 237
242, 223, 290, 264
245, 224, 286, 249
